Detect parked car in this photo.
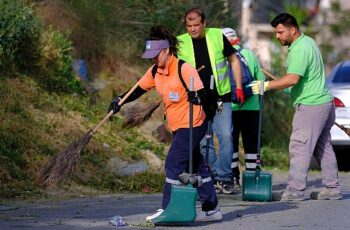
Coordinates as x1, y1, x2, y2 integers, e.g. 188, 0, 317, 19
326, 60, 350, 171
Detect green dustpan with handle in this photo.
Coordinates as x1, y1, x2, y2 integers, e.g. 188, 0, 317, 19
242, 80, 272, 202
153, 76, 197, 224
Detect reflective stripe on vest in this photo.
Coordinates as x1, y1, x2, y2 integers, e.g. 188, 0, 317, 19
177, 28, 231, 96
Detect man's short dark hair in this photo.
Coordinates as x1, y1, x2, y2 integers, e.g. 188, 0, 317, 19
271, 13, 299, 30
184, 7, 206, 23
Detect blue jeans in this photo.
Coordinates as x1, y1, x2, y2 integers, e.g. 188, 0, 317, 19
200, 102, 233, 181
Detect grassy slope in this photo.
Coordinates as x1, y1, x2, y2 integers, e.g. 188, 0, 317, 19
0, 76, 165, 199
0, 1, 169, 200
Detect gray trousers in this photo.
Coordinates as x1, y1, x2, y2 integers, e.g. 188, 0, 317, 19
287, 101, 341, 194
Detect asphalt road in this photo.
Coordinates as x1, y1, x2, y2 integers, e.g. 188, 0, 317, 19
1, 171, 350, 230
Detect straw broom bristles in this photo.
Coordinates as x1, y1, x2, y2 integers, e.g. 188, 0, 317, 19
122, 99, 162, 127
38, 131, 93, 187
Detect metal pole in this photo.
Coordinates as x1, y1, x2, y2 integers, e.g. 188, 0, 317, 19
189, 76, 194, 174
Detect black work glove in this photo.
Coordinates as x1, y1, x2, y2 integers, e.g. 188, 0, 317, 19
108, 97, 122, 114
197, 88, 217, 121
187, 91, 201, 105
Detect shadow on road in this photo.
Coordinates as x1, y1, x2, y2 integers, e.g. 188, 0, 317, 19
223, 202, 298, 221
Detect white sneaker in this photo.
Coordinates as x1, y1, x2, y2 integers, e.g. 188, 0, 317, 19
146, 209, 164, 222
195, 206, 222, 222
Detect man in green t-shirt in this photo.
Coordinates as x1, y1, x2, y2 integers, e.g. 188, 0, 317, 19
222, 28, 265, 188
250, 13, 342, 201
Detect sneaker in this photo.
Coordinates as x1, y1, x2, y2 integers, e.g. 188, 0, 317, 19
272, 190, 305, 201
146, 209, 164, 222
216, 181, 235, 194
310, 188, 343, 200
214, 181, 222, 194
195, 206, 223, 222
233, 177, 241, 192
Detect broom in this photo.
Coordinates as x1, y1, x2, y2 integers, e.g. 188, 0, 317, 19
38, 82, 140, 187
122, 99, 162, 127
122, 65, 205, 127
261, 68, 350, 137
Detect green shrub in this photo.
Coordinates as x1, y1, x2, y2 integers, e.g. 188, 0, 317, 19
261, 146, 290, 170
0, 0, 41, 74
36, 26, 83, 93
0, 1, 82, 94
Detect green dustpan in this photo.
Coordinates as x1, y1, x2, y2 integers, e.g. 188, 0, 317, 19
242, 169, 272, 201
153, 76, 198, 224
242, 80, 272, 202
152, 184, 197, 223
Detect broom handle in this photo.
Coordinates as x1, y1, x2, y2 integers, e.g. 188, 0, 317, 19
260, 68, 278, 80
335, 122, 350, 137
256, 80, 265, 170
335, 122, 344, 131
91, 82, 140, 134
197, 65, 205, 72
187, 67, 204, 174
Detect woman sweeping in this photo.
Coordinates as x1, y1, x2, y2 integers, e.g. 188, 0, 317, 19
108, 25, 221, 222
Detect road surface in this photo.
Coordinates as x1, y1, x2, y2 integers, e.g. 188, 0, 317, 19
1, 171, 349, 230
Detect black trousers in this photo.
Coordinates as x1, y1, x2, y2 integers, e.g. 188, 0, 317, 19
232, 110, 260, 178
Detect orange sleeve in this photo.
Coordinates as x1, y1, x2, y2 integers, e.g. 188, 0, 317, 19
180, 63, 204, 91
138, 66, 156, 91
